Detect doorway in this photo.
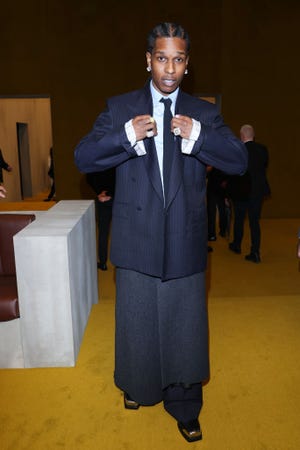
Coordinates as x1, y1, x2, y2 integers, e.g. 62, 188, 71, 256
16, 122, 32, 199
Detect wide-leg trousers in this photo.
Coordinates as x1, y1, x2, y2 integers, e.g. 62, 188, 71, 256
114, 268, 209, 422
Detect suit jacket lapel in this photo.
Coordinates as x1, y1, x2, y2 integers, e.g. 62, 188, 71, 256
127, 85, 194, 208
129, 82, 164, 203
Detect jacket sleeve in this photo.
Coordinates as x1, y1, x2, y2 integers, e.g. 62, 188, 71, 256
191, 112, 248, 176
74, 104, 138, 173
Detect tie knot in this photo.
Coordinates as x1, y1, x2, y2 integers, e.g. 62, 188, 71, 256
160, 97, 172, 110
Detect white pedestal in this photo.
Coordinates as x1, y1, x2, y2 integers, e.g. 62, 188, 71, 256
13, 200, 98, 368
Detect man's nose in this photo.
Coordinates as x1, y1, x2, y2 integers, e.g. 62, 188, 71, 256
165, 61, 175, 73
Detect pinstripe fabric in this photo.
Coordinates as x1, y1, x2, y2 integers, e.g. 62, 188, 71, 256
74, 80, 247, 420
75, 82, 247, 281
114, 268, 208, 406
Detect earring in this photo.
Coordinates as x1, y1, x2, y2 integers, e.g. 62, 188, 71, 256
146, 66, 151, 72
184, 68, 188, 75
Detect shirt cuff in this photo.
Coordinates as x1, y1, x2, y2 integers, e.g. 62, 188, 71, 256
125, 120, 147, 156
182, 119, 201, 154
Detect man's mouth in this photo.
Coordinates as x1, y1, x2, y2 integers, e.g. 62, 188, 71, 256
162, 79, 177, 86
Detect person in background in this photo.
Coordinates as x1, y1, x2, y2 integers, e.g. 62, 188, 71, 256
74, 22, 247, 443
206, 166, 229, 241
44, 147, 55, 201
86, 169, 115, 271
0, 149, 12, 184
228, 124, 270, 263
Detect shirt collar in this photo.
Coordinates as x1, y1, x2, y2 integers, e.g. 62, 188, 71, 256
150, 80, 179, 106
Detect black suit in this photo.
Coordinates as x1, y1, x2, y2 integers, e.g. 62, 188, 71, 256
206, 168, 228, 239
86, 169, 115, 265
0, 149, 10, 184
229, 140, 270, 254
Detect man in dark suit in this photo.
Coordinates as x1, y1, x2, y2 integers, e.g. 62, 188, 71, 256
206, 166, 229, 241
75, 22, 247, 442
44, 147, 56, 201
228, 124, 270, 263
0, 149, 12, 184
86, 169, 115, 271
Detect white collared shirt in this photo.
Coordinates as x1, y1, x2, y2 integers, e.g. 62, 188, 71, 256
125, 81, 201, 182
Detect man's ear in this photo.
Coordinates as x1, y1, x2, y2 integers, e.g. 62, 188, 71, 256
146, 52, 152, 69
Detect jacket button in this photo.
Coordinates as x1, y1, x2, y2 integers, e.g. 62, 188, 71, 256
137, 206, 142, 211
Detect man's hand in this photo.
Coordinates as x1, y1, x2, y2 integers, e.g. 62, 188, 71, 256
132, 115, 157, 141
0, 185, 6, 198
97, 190, 112, 203
171, 115, 193, 139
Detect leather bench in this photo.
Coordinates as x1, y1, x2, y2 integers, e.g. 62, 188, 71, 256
0, 214, 35, 322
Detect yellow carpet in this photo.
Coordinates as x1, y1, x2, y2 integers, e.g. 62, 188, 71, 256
1, 218, 300, 449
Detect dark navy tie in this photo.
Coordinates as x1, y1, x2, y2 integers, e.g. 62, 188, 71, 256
160, 97, 173, 198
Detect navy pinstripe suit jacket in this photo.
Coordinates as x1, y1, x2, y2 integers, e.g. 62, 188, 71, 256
75, 81, 247, 280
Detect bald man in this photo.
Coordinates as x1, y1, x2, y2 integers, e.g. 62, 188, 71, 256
229, 124, 270, 263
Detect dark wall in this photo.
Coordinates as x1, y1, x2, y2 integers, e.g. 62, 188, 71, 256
1, 0, 299, 217
221, 0, 300, 217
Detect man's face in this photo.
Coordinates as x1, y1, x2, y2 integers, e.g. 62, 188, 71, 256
146, 37, 189, 96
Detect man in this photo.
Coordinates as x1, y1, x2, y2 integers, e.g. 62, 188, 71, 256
0, 149, 12, 184
86, 169, 115, 271
228, 124, 270, 263
206, 166, 229, 241
75, 22, 247, 442
44, 147, 55, 201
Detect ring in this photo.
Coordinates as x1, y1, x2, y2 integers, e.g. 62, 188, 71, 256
146, 130, 154, 138
173, 127, 181, 136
